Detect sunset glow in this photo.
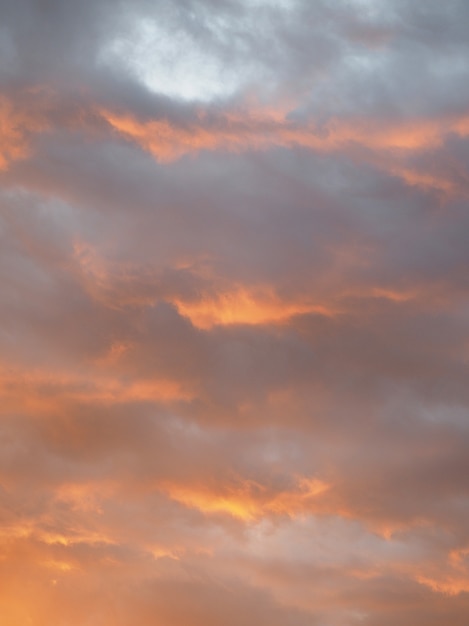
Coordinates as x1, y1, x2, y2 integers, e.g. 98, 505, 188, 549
1, 1, 469, 625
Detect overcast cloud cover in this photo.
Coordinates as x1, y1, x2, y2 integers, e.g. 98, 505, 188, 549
1, 0, 469, 624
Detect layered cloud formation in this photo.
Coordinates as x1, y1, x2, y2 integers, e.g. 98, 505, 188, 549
1, 1, 469, 624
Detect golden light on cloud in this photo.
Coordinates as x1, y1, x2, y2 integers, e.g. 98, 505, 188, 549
161, 476, 330, 521
172, 287, 335, 329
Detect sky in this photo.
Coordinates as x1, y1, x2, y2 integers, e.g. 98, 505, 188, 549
1, 0, 469, 624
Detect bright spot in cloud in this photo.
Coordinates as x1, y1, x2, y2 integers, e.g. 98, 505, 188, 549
100, 18, 247, 102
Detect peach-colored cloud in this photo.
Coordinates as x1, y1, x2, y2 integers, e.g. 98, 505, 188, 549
101, 107, 469, 160
417, 547, 469, 596
0, 363, 193, 417
2, 88, 467, 199
99, 106, 469, 196
0, 521, 115, 548
0, 95, 49, 169
416, 575, 469, 596
172, 287, 336, 329
389, 165, 459, 195
160, 475, 330, 521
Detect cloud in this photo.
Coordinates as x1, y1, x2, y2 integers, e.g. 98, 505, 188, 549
160, 475, 330, 521
1, 1, 469, 625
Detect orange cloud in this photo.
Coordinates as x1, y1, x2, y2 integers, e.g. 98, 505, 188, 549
387, 164, 459, 195
42, 559, 76, 572
416, 575, 469, 596
416, 546, 469, 596
100, 106, 469, 155
161, 476, 330, 522
172, 287, 336, 329
72, 242, 339, 327
0, 522, 115, 548
99, 106, 469, 197
0, 363, 193, 418
0, 94, 49, 170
